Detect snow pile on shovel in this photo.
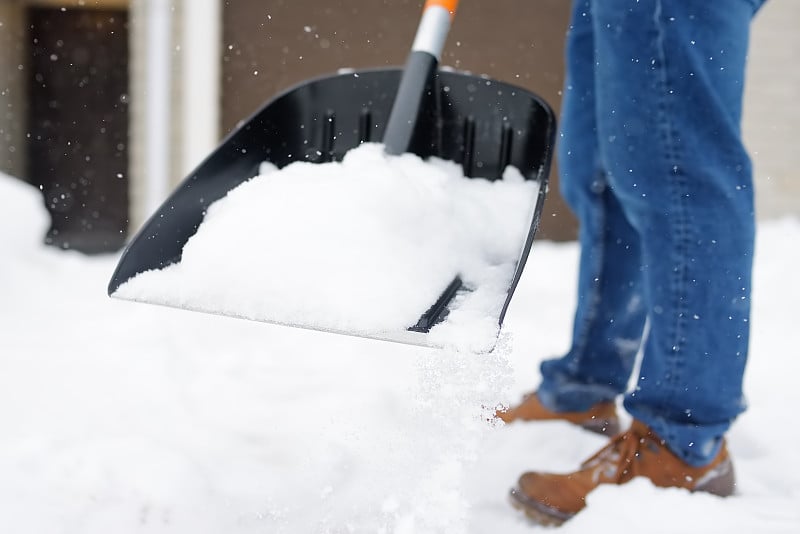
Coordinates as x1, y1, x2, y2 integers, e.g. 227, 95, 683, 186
115, 143, 538, 350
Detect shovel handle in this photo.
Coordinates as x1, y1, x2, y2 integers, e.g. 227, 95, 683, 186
413, 0, 459, 60
383, 0, 459, 155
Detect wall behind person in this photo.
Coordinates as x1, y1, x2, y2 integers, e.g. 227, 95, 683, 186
743, 0, 800, 219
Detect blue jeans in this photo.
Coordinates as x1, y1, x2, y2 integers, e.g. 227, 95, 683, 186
537, 0, 765, 467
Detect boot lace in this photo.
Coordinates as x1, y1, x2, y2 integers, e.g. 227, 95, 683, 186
580, 423, 661, 485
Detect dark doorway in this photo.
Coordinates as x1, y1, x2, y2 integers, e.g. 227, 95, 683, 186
26, 7, 129, 254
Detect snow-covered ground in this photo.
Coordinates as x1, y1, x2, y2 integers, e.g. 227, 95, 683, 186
1, 172, 798, 533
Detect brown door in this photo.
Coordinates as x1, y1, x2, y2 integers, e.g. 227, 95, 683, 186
27, 7, 129, 254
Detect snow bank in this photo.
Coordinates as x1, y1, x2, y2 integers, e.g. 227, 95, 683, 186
0, 171, 49, 250
115, 144, 537, 349
2, 169, 798, 533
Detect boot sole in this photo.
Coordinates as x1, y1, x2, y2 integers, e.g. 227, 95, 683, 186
509, 487, 574, 526
692, 456, 736, 497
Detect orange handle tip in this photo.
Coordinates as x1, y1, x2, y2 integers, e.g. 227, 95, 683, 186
424, 0, 459, 17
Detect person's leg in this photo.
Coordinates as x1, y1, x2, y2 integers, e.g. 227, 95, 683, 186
590, 0, 759, 466
536, 0, 647, 413
508, 0, 763, 524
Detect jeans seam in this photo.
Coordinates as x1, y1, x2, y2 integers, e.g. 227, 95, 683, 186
652, 0, 690, 428
570, 172, 607, 371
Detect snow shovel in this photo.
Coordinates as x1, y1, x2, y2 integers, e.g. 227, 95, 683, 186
108, 0, 556, 348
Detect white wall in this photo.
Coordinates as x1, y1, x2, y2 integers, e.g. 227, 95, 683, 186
129, 0, 175, 231
179, 0, 220, 178
743, 0, 800, 219
128, 0, 221, 232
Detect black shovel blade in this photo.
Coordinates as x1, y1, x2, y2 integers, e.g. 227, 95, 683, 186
108, 67, 555, 345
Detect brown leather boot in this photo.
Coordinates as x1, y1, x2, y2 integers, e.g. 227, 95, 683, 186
495, 391, 621, 435
509, 420, 736, 526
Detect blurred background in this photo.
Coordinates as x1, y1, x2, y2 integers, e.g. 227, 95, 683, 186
0, 0, 797, 253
